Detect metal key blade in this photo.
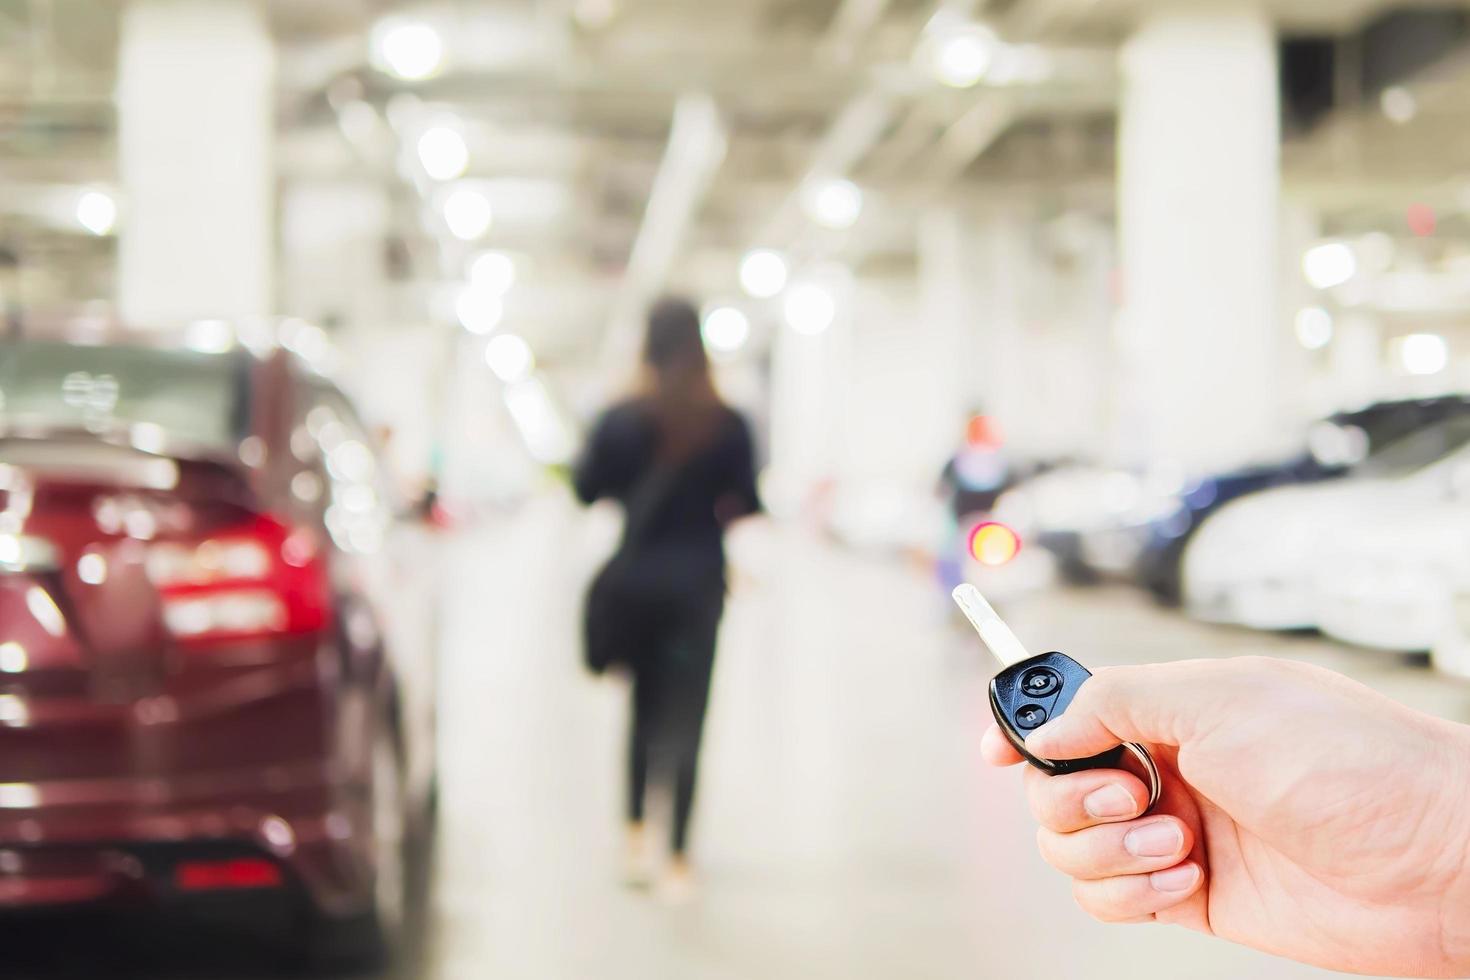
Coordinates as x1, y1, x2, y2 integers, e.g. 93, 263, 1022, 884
952, 585, 1032, 668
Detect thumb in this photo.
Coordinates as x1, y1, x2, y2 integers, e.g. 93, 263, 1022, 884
1023, 660, 1215, 760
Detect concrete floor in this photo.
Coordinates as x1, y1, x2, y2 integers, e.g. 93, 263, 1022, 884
6, 493, 1469, 979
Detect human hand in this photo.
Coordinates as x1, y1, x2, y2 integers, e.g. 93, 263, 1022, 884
982, 656, 1470, 977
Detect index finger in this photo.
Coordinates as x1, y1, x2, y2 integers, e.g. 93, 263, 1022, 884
982, 723, 1025, 767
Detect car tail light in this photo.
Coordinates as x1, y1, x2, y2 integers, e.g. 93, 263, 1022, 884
969, 521, 1022, 567
174, 857, 284, 892
147, 515, 331, 644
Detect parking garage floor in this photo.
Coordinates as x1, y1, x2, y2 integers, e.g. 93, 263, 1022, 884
5, 493, 1468, 980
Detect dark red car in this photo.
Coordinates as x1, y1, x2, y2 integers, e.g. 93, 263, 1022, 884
0, 337, 438, 967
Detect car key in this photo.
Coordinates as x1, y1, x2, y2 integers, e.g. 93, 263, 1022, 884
953, 585, 1161, 810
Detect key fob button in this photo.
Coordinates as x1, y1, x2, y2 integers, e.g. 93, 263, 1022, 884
1015, 704, 1048, 730
1020, 666, 1062, 698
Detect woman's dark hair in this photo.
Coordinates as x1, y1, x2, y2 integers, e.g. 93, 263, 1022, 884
641, 296, 720, 461
644, 296, 708, 373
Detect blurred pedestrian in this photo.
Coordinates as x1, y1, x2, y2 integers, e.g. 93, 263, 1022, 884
574, 296, 761, 900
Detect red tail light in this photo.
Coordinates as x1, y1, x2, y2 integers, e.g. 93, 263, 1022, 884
175, 857, 284, 891
147, 515, 332, 644
969, 521, 1022, 567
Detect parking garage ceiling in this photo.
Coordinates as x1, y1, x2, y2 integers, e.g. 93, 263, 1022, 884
1, 0, 1469, 337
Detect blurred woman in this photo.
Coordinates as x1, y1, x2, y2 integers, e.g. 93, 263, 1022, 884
574, 297, 761, 899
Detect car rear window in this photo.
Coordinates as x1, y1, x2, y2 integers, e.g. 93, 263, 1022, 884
0, 343, 248, 451
1359, 414, 1470, 479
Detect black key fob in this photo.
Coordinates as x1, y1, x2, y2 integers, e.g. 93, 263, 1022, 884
955, 585, 1162, 809
989, 652, 1162, 808
990, 652, 1125, 774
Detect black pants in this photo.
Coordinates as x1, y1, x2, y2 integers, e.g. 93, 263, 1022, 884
627, 595, 722, 856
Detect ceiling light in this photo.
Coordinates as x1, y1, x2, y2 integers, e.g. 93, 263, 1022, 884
76, 190, 117, 236
1398, 333, 1448, 376
932, 27, 996, 88
802, 178, 863, 230
417, 126, 469, 181
1293, 307, 1333, 350
701, 306, 750, 354
468, 251, 516, 293
456, 286, 504, 335
1302, 242, 1357, 290
739, 249, 788, 298
485, 333, 535, 383
443, 188, 493, 241
371, 19, 445, 81
185, 319, 236, 354
784, 283, 836, 335
1380, 86, 1417, 125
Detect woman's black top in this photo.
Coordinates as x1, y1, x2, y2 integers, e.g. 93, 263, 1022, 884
573, 399, 761, 585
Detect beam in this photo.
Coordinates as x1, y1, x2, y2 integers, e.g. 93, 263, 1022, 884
598, 93, 727, 377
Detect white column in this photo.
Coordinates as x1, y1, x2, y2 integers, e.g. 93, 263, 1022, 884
1116, 7, 1282, 469
117, 0, 274, 324
767, 306, 842, 512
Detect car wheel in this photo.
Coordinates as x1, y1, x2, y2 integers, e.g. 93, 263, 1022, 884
304, 727, 408, 972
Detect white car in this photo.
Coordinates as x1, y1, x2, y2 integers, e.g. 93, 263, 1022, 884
993, 465, 1186, 581
1183, 415, 1470, 631
1310, 504, 1470, 653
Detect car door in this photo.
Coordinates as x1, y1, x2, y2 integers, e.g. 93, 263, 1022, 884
292, 381, 439, 806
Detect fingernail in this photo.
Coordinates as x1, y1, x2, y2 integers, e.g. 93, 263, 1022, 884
1150, 864, 1200, 894
1125, 822, 1183, 858
1082, 784, 1136, 819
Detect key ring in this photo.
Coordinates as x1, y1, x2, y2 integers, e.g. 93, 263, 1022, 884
1122, 741, 1163, 810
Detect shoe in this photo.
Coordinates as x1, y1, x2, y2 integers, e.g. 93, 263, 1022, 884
623, 823, 654, 890
657, 858, 696, 906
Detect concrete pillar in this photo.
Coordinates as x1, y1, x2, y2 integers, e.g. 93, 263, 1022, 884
767, 299, 844, 512
117, 0, 274, 324
1116, 7, 1282, 469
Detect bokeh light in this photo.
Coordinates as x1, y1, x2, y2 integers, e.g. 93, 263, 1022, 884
702, 306, 750, 354
1294, 307, 1333, 350
739, 249, 788, 298
969, 522, 1021, 567
468, 251, 516, 293
485, 333, 535, 382
443, 188, 493, 240
783, 283, 836, 335
932, 28, 995, 88
1302, 242, 1357, 290
75, 190, 117, 236
802, 178, 863, 230
418, 125, 469, 181
372, 19, 445, 81
456, 286, 504, 334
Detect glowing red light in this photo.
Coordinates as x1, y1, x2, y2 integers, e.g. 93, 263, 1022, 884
968, 521, 1021, 566
175, 858, 284, 892
1407, 203, 1436, 238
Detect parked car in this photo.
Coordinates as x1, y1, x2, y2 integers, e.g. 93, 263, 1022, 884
1135, 396, 1470, 605
991, 464, 1181, 585
0, 337, 438, 967
1182, 413, 1470, 631
1310, 501, 1470, 654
